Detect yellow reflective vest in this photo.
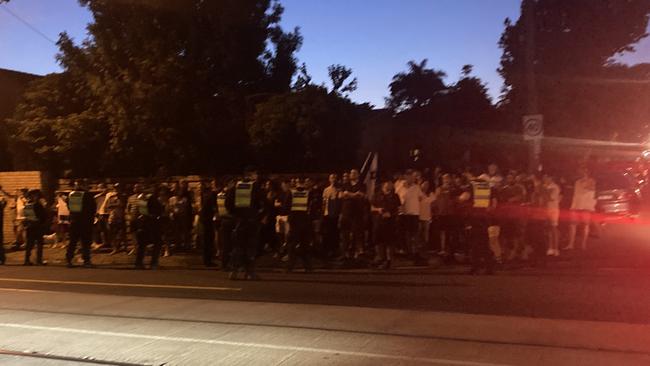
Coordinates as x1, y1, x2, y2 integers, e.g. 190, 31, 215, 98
68, 191, 84, 213
23, 203, 37, 222
234, 182, 253, 208
217, 192, 229, 217
137, 193, 151, 216
472, 181, 491, 209
291, 189, 309, 212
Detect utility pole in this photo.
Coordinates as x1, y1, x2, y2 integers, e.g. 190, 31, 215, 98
523, 0, 541, 173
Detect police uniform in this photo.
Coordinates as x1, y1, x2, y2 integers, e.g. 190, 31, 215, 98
287, 187, 313, 272
66, 189, 97, 267
217, 190, 234, 270
225, 179, 265, 280
23, 196, 46, 265
468, 180, 496, 274
135, 192, 164, 269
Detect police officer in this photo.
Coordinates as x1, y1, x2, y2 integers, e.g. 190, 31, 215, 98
23, 190, 47, 266
468, 178, 497, 275
286, 179, 313, 273
134, 185, 164, 269
225, 167, 266, 280
217, 180, 235, 271
66, 181, 97, 268
200, 180, 217, 267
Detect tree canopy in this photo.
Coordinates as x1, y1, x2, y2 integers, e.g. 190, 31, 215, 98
11, 0, 305, 176
499, 0, 650, 140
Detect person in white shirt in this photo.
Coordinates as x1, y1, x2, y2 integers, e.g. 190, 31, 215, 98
12, 188, 28, 249
418, 181, 435, 250
396, 171, 424, 262
478, 163, 504, 189
566, 166, 596, 250
543, 174, 561, 256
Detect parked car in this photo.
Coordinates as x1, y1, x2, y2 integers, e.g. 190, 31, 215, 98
593, 171, 641, 220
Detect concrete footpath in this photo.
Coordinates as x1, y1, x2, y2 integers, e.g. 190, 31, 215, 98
0, 289, 648, 365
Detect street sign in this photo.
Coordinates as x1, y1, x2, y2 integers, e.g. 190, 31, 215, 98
523, 114, 543, 140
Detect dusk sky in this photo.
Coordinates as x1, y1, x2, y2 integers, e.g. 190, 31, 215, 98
1, 0, 649, 107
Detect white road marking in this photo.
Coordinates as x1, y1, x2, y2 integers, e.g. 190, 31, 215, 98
0, 278, 241, 292
0, 323, 512, 366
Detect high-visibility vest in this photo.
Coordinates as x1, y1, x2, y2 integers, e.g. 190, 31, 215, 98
68, 191, 85, 213
472, 181, 491, 209
234, 182, 253, 208
137, 193, 151, 216
23, 203, 37, 222
291, 190, 309, 212
217, 192, 228, 216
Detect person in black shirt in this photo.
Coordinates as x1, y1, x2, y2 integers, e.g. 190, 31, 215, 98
286, 179, 313, 272
66, 181, 97, 268
200, 180, 217, 267
135, 185, 164, 269
339, 169, 366, 261
225, 167, 267, 280
371, 181, 401, 269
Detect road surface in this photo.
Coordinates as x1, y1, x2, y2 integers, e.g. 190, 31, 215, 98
0, 218, 648, 365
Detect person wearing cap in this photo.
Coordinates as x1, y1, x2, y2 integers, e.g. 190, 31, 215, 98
23, 190, 47, 266
286, 178, 313, 273
66, 181, 97, 268
468, 177, 498, 275
225, 167, 266, 280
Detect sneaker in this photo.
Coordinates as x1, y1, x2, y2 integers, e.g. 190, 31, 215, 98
546, 249, 554, 256
228, 271, 239, 281
82, 262, 95, 269
127, 248, 136, 256
163, 249, 170, 257
36, 261, 47, 266
109, 249, 119, 256
23, 261, 33, 266
562, 245, 574, 251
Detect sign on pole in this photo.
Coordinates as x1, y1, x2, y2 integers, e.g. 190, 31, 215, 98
523, 114, 543, 140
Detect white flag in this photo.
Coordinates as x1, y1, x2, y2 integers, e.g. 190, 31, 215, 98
361, 152, 378, 201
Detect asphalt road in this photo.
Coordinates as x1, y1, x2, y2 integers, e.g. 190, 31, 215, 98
0, 217, 649, 365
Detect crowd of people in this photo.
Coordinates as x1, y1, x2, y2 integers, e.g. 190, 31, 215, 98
0, 163, 600, 279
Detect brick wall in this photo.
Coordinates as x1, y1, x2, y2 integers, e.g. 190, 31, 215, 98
0, 171, 44, 244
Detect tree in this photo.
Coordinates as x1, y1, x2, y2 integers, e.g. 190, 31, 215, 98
12, 0, 303, 176
499, 0, 650, 139
247, 80, 369, 172
327, 64, 357, 96
386, 59, 447, 112
9, 72, 108, 176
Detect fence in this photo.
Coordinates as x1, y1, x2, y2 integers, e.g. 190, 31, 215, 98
0, 171, 45, 244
